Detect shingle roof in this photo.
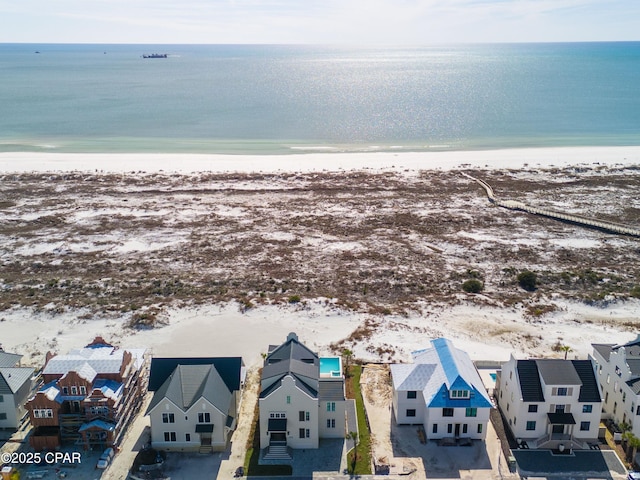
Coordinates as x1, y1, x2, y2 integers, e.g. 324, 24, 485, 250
391, 338, 491, 409
0, 352, 22, 368
146, 363, 235, 416
627, 378, 640, 395
516, 360, 545, 402
626, 359, 640, 376
148, 357, 243, 392
537, 360, 582, 385
0, 367, 34, 394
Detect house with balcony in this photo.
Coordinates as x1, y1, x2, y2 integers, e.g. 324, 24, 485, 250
591, 336, 640, 437
390, 337, 492, 442
25, 337, 148, 451
0, 350, 36, 430
496, 354, 602, 450
146, 357, 244, 453
259, 333, 346, 459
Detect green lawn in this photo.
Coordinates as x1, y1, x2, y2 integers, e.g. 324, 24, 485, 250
346, 365, 372, 475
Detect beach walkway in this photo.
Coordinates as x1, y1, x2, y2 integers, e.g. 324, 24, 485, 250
463, 172, 640, 238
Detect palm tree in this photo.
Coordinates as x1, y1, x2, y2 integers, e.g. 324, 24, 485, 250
627, 433, 640, 466
560, 345, 573, 360
347, 431, 358, 473
342, 349, 353, 377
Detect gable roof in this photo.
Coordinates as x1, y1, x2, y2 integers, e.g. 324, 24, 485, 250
43, 344, 145, 377
391, 338, 491, 409
0, 367, 34, 395
515, 359, 601, 403
147, 363, 237, 416
148, 357, 243, 392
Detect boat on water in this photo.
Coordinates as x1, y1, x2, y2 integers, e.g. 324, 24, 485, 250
142, 53, 168, 58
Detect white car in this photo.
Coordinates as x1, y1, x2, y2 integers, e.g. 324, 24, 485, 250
628, 471, 640, 480
96, 448, 115, 469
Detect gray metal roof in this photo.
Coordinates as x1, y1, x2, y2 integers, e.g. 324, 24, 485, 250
43, 344, 142, 376
318, 380, 345, 401
0, 352, 22, 368
626, 359, 640, 376
516, 360, 545, 402
148, 357, 243, 392
627, 378, 640, 395
572, 360, 602, 402
0, 367, 34, 394
536, 360, 582, 386
147, 364, 234, 416
591, 343, 614, 361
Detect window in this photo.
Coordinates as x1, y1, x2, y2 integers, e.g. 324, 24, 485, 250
557, 387, 567, 396
465, 408, 477, 417
269, 412, 286, 418
637, 405, 640, 416
462, 424, 468, 434
327, 402, 336, 412
580, 421, 590, 431
198, 412, 210, 423
299, 411, 305, 421
447, 424, 453, 434
162, 413, 175, 424
299, 428, 305, 439
450, 390, 470, 399
306, 429, 310, 438
432, 424, 438, 434
79, 385, 86, 395
528, 405, 538, 413
582, 404, 592, 413
616, 365, 621, 376
614, 402, 618, 414
514, 417, 517, 426
62, 387, 68, 395
163, 432, 177, 442
555, 405, 565, 413
0, 413, 6, 420
407, 391, 417, 399
623, 392, 627, 403
286, 396, 291, 404
605, 392, 609, 403
477, 424, 483, 434
33, 409, 53, 418
71, 386, 77, 395
186, 433, 191, 442
442, 408, 454, 417
607, 374, 610, 384
327, 419, 336, 428
406, 409, 416, 417
526, 421, 536, 431
0, 395, 3, 403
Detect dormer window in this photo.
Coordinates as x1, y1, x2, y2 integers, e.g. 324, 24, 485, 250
71, 386, 77, 395
450, 390, 470, 399
615, 365, 622, 377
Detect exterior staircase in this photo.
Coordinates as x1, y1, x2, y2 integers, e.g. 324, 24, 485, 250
263, 445, 292, 461
198, 445, 213, 454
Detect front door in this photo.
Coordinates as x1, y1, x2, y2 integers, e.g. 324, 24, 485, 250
454, 424, 461, 437
200, 433, 212, 446
270, 432, 286, 445
552, 424, 564, 434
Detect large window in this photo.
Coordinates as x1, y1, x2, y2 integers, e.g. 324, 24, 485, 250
299, 428, 305, 439
33, 409, 53, 418
164, 432, 177, 442
162, 413, 175, 423
465, 408, 477, 417
580, 421, 590, 431
447, 424, 453, 434
442, 408, 454, 417
528, 405, 538, 413
432, 424, 438, 434
0, 413, 7, 420
198, 412, 211, 423
557, 387, 567, 396
327, 402, 336, 412
327, 419, 336, 428
582, 404, 592, 413
526, 421, 536, 431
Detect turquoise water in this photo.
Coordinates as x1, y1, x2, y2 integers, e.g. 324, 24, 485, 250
319, 357, 341, 377
1, 43, 639, 155
490, 373, 497, 381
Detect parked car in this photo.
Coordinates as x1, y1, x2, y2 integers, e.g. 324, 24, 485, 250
96, 448, 115, 469
628, 471, 640, 480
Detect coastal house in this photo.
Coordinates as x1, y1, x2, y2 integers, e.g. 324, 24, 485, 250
390, 337, 492, 442
259, 333, 346, 458
25, 337, 148, 451
146, 357, 244, 453
591, 336, 640, 437
0, 350, 36, 430
496, 354, 602, 450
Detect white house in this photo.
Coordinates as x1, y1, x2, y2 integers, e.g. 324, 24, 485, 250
0, 351, 36, 430
146, 357, 244, 453
496, 355, 602, 450
591, 336, 640, 437
390, 338, 492, 442
259, 333, 346, 458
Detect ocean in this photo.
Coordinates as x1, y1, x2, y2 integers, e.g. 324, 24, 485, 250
1, 42, 639, 155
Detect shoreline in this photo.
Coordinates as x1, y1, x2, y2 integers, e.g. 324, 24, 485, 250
2, 145, 640, 174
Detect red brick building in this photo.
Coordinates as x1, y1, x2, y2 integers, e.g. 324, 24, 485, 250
27, 337, 148, 451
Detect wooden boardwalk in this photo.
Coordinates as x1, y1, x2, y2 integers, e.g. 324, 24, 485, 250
462, 172, 640, 238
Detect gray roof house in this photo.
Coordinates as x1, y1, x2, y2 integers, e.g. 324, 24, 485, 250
0, 351, 36, 429
146, 357, 244, 453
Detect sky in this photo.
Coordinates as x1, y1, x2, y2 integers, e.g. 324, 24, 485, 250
0, 0, 638, 44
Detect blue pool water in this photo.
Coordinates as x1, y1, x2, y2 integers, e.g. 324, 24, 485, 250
490, 373, 497, 381
319, 357, 341, 377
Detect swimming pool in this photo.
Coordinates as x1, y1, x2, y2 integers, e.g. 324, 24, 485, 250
319, 357, 342, 377
490, 373, 497, 381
